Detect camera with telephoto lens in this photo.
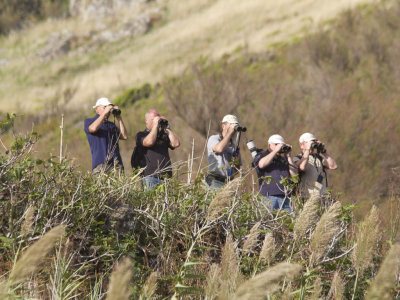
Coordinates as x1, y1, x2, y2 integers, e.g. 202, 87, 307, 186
110, 107, 121, 116
234, 125, 247, 132
246, 140, 259, 159
279, 144, 292, 154
158, 119, 168, 128
311, 142, 326, 153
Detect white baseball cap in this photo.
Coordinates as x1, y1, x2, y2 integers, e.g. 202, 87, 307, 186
93, 97, 113, 108
221, 114, 239, 124
268, 134, 285, 144
299, 132, 317, 143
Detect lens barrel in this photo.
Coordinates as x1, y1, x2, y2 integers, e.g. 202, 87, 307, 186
110, 108, 121, 116
234, 125, 247, 132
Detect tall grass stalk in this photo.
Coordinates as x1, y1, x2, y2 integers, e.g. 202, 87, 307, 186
351, 205, 380, 300
243, 221, 261, 255
310, 202, 342, 264
234, 262, 302, 300
259, 232, 276, 266
106, 257, 133, 300
294, 195, 319, 240
141, 271, 158, 299
366, 243, 400, 300
8, 225, 66, 284
207, 178, 240, 220
204, 263, 221, 299
327, 271, 344, 300
220, 235, 240, 299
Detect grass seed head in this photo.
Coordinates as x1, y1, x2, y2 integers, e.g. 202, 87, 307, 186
327, 271, 344, 300
243, 221, 261, 255
106, 257, 133, 300
234, 262, 302, 300
294, 195, 319, 240
351, 205, 380, 275
366, 243, 400, 300
259, 232, 276, 266
207, 178, 240, 220
310, 201, 342, 264
9, 225, 65, 284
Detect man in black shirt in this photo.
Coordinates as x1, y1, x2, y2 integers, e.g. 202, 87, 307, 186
134, 109, 180, 190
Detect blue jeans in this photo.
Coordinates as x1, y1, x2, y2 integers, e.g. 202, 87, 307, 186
206, 178, 225, 189
264, 195, 291, 213
143, 176, 163, 191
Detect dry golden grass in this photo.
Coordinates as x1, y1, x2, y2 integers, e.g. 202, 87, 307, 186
20, 206, 35, 237
366, 243, 400, 300
207, 178, 240, 220
327, 271, 344, 300
234, 262, 302, 300
204, 263, 221, 299
0, 0, 374, 112
259, 232, 276, 266
310, 201, 342, 264
220, 235, 241, 299
106, 257, 133, 300
294, 195, 319, 240
141, 271, 158, 299
310, 277, 322, 300
351, 205, 380, 275
9, 225, 65, 284
242, 221, 261, 255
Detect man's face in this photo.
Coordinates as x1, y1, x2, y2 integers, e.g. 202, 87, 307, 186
300, 139, 316, 152
221, 122, 236, 137
95, 105, 111, 117
269, 143, 280, 153
145, 112, 160, 130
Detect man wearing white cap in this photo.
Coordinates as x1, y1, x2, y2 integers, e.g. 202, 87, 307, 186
293, 132, 337, 199
84, 97, 128, 173
254, 134, 297, 212
206, 114, 242, 188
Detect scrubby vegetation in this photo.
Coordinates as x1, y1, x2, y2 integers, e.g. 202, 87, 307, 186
1, 116, 400, 299
0, 0, 69, 34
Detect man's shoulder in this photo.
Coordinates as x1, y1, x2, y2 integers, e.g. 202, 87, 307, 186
208, 134, 221, 144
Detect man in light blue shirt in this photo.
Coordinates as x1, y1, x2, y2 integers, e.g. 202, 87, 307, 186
206, 114, 242, 188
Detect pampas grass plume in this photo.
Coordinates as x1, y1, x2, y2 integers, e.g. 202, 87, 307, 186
351, 205, 380, 275
310, 277, 322, 300
234, 262, 302, 300
204, 263, 221, 299
294, 195, 319, 240
106, 257, 133, 300
327, 271, 344, 300
310, 201, 341, 264
207, 178, 240, 220
259, 232, 276, 266
141, 271, 158, 299
243, 222, 261, 255
21, 206, 35, 237
9, 225, 65, 284
366, 243, 400, 300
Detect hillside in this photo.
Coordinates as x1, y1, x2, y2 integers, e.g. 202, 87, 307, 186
0, 0, 373, 111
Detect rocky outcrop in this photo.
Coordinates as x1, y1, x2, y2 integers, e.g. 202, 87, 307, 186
69, 0, 154, 18
38, 30, 77, 62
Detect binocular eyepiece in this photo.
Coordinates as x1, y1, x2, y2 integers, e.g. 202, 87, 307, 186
311, 142, 326, 153
110, 108, 121, 116
234, 125, 247, 132
159, 119, 169, 127
279, 144, 292, 154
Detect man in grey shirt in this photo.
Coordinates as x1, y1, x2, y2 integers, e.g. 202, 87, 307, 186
206, 114, 242, 188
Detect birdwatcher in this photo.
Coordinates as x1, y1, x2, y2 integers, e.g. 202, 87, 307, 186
84, 97, 128, 174
293, 132, 338, 201
254, 134, 298, 213
132, 109, 180, 191
206, 114, 244, 188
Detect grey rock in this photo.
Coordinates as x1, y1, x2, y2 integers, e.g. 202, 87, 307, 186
38, 30, 76, 62
108, 201, 135, 235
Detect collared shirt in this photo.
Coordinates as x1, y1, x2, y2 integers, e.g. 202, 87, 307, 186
136, 128, 174, 177
254, 150, 291, 197
293, 153, 327, 197
207, 134, 242, 179
84, 114, 123, 169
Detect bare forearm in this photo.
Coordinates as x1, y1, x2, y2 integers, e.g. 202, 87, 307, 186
213, 135, 231, 153
166, 129, 180, 148
287, 157, 298, 176
88, 114, 106, 133
323, 153, 338, 169
143, 128, 158, 147
258, 152, 277, 169
118, 118, 128, 140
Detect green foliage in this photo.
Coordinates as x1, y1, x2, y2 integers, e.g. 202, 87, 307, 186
113, 83, 152, 108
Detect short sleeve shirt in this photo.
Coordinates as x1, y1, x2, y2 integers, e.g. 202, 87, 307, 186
254, 150, 291, 197
293, 154, 327, 198
84, 114, 123, 169
136, 129, 173, 177
207, 134, 242, 178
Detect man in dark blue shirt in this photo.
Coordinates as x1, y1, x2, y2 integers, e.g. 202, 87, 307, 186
254, 134, 297, 213
84, 98, 128, 174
